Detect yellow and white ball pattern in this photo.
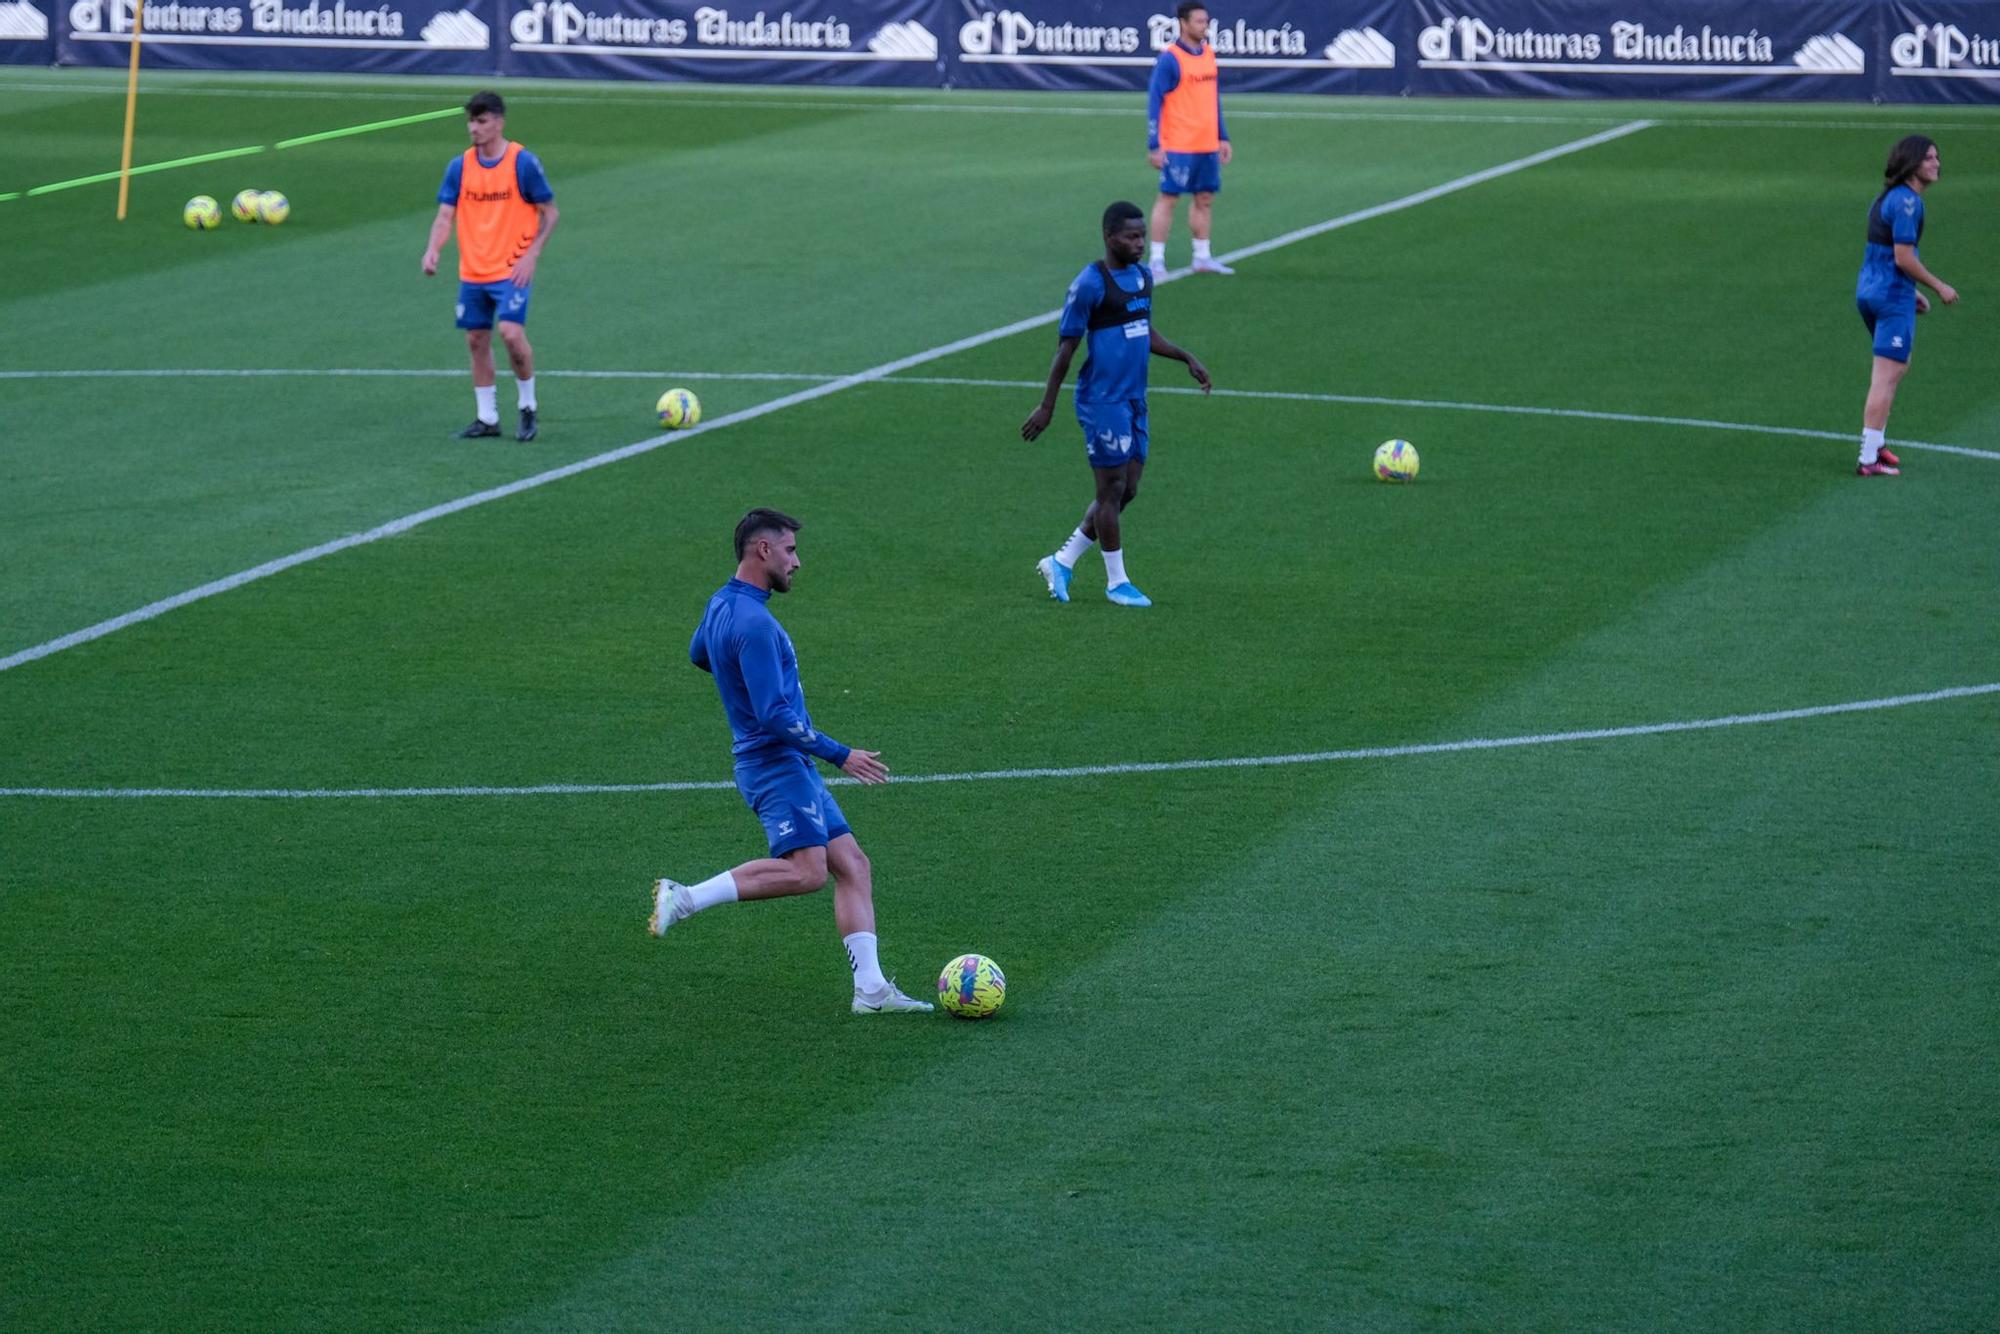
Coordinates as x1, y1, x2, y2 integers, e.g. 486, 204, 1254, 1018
938, 953, 1006, 1019
256, 191, 290, 225
230, 189, 263, 223
656, 387, 702, 430
1374, 438, 1420, 482
182, 195, 222, 230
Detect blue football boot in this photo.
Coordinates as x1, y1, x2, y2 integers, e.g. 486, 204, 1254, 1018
1036, 555, 1073, 604
1105, 581, 1152, 608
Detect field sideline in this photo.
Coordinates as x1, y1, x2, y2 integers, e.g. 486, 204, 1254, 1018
2, 72, 1997, 1331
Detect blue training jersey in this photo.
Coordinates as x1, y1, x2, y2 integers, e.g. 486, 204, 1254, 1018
1856, 184, 1923, 309
1059, 261, 1152, 405
437, 147, 555, 206
688, 578, 850, 767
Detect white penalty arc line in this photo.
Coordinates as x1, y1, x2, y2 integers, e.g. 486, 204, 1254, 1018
0, 119, 1653, 677
16, 368, 1988, 464
6, 682, 1994, 799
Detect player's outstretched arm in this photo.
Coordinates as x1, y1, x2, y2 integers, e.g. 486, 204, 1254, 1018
1148, 329, 1211, 393
421, 203, 454, 276
1022, 336, 1083, 440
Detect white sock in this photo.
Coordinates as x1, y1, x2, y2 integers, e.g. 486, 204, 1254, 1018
844, 931, 887, 993
474, 384, 499, 425
1056, 526, 1094, 569
1149, 240, 1165, 265
685, 870, 738, 913
1193, 237, 1212, 261
1860, 427, 1885, 464
1104, 547, 1128, 588
517, 376, 537, 411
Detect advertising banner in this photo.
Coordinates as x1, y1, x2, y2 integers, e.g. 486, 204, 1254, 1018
1407, 0, 1875, 100
0, 0, 54, 63
1886, 4, 2000, 101
948, 0, 1401, 93
58, 0, 497, 71
498, 0, 944, 84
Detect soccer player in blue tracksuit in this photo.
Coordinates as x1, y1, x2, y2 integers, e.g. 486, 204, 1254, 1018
1854, 135, 1959, 477
649, 508, 931, 1014
1021, 200, 1211, 609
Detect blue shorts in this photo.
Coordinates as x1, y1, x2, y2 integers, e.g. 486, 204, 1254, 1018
1857, 297, 1913, 363
456, 279, 531, 330
1077, 398, 1149, 470
1160, 151, 1223, 196
735, 751, 850, 857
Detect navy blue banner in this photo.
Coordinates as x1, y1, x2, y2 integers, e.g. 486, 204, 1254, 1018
57, 0, 497, 71
33, 0, 2000, 99
498, 0, 944, 84
0, 0, 54, 62
1408, 1, 1876, 100
1886, 4, 2000, 100
948, 0, 1400, 92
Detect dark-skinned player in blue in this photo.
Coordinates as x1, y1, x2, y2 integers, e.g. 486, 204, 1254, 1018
1021, 200, 1211, 608
649, 508, 932, 1014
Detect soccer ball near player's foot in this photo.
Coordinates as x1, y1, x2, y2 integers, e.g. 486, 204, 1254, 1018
183, 196, 221, 230
938, 954, 1006, 1019
1374, 438, 1420, 482
256, 191, 290, 225
657, 387, 702, 430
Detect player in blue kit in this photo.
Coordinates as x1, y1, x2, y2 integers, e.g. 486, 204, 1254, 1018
1021, 201, 1211, 608
1853, 134, 1959, 477
649, 508, 932, 1014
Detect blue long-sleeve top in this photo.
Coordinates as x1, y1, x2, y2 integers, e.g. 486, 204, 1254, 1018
1146, 40, 1229, 152
688, 578, 851, 767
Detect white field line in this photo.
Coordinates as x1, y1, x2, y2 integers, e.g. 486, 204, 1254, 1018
0, 77, 1991, 132
0, 120, 1653, 677
6, 682, 1994, 800
888, 376, 2000, 463
12, 367, 1993, 463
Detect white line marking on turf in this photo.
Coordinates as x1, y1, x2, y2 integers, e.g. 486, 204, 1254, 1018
0, 121, 1651, 677
1, 78, 1992, 131
0, 368, 842, 383
884, 376, 2000, 463
5, 682, 1993, 799
11, 367, 1994, 463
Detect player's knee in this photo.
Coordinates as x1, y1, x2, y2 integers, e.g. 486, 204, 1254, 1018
498, 324, 530, 352
788, 848, 828, 892
1121, 481, 1140, 507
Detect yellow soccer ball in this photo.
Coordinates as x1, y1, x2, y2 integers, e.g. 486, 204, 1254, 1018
256, 191, 290, 225
656, 387, 702, 430
1374, 438, 1420, 482
937, 953, 1006, 1020
183, 195, 221, 230
230, 189, 263, 223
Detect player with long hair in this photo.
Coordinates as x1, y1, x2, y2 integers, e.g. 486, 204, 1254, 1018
1853, 135, 1958, 477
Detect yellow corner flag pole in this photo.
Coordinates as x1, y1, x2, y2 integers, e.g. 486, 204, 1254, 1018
115, 0, 146, 221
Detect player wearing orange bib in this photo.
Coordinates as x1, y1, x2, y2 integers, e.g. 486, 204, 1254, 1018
1146, 1, 1233, 280
422, 90, 560, 442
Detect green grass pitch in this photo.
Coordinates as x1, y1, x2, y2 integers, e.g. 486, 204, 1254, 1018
3, 71, 1998, 1330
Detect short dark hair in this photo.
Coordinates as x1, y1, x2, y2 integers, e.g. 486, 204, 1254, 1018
465, 90, 505, 118
1883, 134, 1935, 187
1175, 1, 1205, 21
1102, 200, 1144, 235
734, 507, 802, 560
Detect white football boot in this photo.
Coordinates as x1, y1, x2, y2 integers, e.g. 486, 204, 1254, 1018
852, 978, 935, 1014
649, 879, 692, 936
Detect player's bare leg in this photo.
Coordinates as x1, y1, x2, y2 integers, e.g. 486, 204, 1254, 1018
497, 319, 538, 441
457, 328, 501, 438
826, 834, 930, 1012
650, 845, 824, 935
1189, 192, 1232, 274
1083, 460, 1150, 607
1149, 192, 1177, 279
1858, 355, 1908, 475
